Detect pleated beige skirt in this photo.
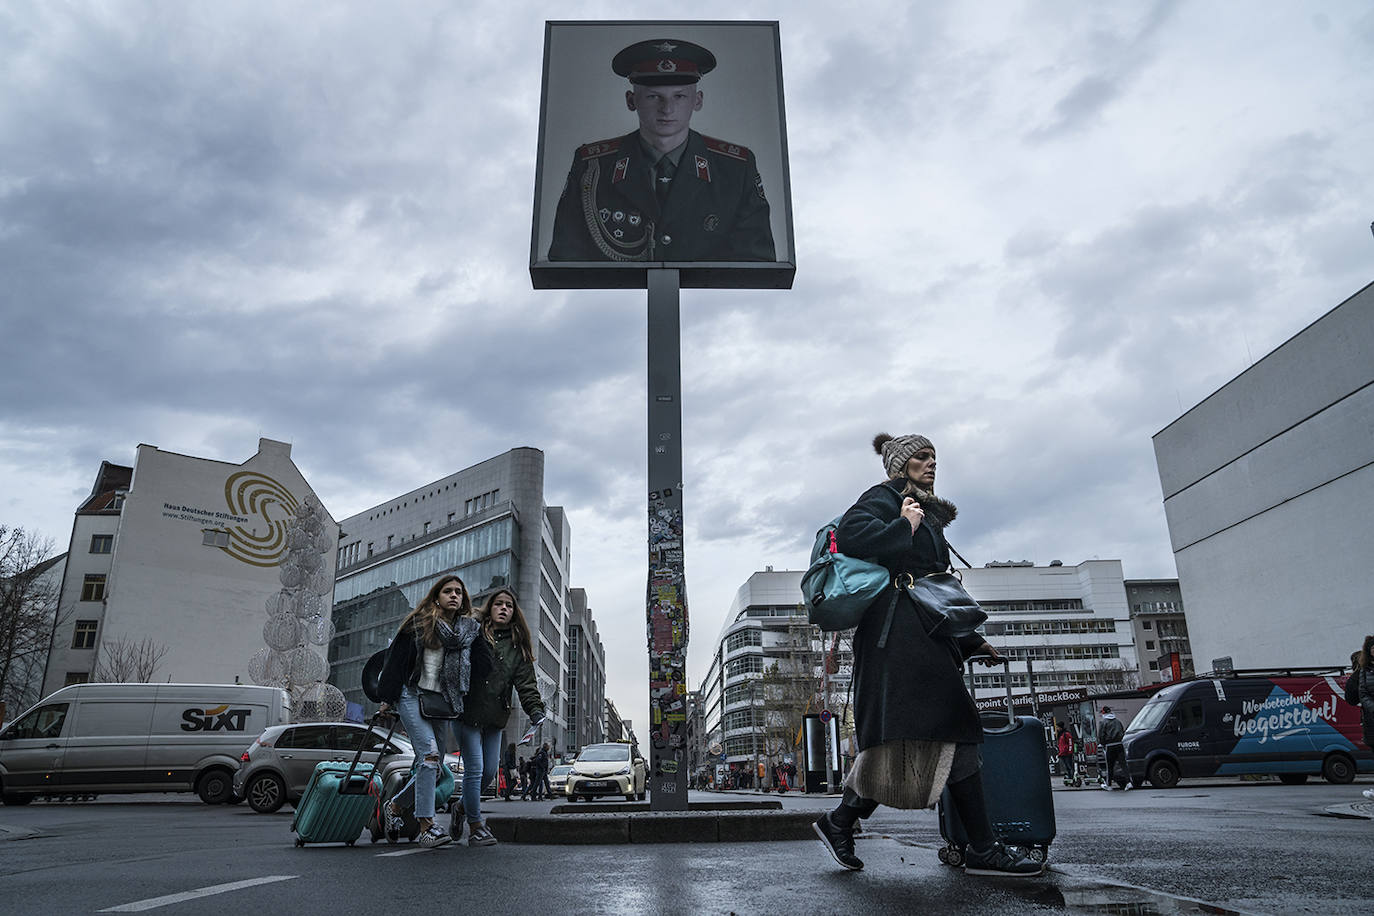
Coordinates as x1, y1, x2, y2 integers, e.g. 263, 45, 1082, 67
844, 739, 955, 810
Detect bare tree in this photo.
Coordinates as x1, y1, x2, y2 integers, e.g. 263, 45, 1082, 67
0, 525, 61, 714
92, 637, 170, 683
1088, 660, 1142, 692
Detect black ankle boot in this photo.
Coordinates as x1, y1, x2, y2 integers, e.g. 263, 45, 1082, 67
813, 811, 864, 870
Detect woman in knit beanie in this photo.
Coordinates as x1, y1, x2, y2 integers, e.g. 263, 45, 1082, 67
811, 433, 1041, 878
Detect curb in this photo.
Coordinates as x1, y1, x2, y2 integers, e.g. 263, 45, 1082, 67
484, 809, 820, 844
1321, 801, 1374, 820
0, 823, 40, 841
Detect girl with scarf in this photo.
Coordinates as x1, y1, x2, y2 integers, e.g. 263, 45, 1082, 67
457, 588, 546, 846
376, 573, 487, 848
812, 433, 1042, 877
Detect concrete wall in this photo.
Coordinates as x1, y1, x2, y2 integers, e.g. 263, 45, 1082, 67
1154, 281, 1374, 670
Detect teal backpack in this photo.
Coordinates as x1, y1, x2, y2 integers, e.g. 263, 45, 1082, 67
800, 518, 890, 631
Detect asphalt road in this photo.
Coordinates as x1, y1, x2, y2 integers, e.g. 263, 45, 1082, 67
2, 780, 1371, 915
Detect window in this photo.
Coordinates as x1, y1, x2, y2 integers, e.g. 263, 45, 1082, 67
277, 725, 333, 749
726, 629, 763, 653
1148, 660, 1159, 670
448, 513, 455, 525
367, 542, 374, 557
334, 726, 402, 755
1143, 621, 1152, 630
423, 522, 431, 535
1145, 640, 1155, 650
386, 535, 394, 549
72, 620, 98, 650
89, 534, 113, 554
81, 574, 106, 602
110, 491, 126, 510
4, 703, 69, 740
1177, 700, 1205, 731
202, 529, 230, 548
64, 672, 90, 687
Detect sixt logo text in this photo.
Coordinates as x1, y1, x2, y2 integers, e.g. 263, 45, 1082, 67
180, 705, 252, 732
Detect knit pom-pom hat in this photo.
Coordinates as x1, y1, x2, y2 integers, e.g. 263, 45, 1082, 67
873, 432, 934, 480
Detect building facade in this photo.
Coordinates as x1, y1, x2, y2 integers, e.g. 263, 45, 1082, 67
699, 568, 852, 782
1153, 281, 1374, 672
42, 440, 337, 696
962, 560, 1140, 700
1124, 579, 1193, 684
330, 448, 598, 749
698, 560, 1142, 778
564, 587, 607, 755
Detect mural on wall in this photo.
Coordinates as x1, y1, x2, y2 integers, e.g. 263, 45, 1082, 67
247, 493, 343, 721
158, 469, 300, 568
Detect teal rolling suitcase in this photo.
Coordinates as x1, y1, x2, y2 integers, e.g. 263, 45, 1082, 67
291, 714, 394, 847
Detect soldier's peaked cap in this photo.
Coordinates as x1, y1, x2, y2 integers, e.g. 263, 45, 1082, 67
613, 39, 716, 85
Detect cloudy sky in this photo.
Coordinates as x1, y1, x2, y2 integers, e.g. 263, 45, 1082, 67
3, 2, 1372, 732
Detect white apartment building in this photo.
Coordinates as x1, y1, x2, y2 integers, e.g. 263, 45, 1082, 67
699, 560, 1140, 771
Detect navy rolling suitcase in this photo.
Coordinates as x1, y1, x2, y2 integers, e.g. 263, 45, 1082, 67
937, 658, 1056, 866
291, 713, 396, 847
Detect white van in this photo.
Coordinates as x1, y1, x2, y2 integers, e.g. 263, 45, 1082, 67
0, 683, 290, 805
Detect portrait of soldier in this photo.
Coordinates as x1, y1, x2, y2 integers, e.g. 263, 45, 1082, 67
547, 38, 777, 263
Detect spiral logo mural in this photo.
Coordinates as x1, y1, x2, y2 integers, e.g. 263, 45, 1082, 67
221, 471, 300, 567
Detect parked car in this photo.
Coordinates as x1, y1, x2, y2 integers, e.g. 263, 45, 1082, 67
548, 763, 573, 796
232, 720, 461, 813
0, 683, 290, 806
564, 742, 646, 802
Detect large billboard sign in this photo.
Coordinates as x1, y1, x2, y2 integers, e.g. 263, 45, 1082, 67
530, 21, 795, 290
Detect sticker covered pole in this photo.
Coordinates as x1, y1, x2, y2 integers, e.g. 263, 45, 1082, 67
645, 268, 689, 811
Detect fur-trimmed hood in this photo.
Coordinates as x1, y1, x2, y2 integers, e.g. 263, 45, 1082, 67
882, 478, 958, 529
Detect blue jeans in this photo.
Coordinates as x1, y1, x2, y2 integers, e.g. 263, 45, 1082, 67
392, 687, 451, 820
456, 722, 502, 825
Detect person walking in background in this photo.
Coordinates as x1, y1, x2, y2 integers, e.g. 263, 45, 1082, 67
501, 742, 517, 801
458, 588, 546, 846
375, 574, 487, 849
517, 756, 530, 799
1098, 707, 1129, 790
812, 433, 1041, 877
1353, 636, 1374, 800
539, 743, 554, 799
1056, 722, 1078, 786
530, 743, 549, 800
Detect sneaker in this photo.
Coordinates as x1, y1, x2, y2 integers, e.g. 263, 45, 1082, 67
812, 812, 863, 871
964, 841, 1043, 877
468, 822, 498, 847
1362, 789, 1374, 800
418, 825, 452, 849
383, 803, 405, 841
1122, 783, 1132, 791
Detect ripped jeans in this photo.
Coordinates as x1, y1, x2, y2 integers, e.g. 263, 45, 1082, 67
392, 686, 451, 821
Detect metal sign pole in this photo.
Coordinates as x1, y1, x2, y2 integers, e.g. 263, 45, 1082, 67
645, 268, 689, 811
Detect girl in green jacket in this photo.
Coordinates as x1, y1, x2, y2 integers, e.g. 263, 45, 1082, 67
456, 588, 545, 845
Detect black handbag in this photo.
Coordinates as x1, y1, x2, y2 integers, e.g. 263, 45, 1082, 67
418, 688, 459, 720
901, 570, 988, 638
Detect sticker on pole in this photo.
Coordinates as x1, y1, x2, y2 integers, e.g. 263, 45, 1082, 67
819, 709, 832, 723
709, 742, 723, 756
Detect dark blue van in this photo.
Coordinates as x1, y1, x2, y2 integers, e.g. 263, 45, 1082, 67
1123, 672, 1371, 788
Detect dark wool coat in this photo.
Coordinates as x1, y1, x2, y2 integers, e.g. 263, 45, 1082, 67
836, 480, 987, 749
460, 627, 544, 730
1359, 666, 1374, 748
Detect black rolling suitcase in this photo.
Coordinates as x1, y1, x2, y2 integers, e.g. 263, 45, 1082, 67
937, 657, 1056, 866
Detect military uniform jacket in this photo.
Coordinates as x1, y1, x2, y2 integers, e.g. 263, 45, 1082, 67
548, 129, 776, 262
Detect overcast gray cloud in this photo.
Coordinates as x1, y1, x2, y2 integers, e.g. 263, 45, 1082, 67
3, 1, 1372, 733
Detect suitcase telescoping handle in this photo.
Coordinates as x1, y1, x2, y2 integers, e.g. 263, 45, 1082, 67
967, 654, 1015, 724
338, 710, 398, 796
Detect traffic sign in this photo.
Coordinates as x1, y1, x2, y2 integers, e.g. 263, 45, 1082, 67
819, 709, 832, 723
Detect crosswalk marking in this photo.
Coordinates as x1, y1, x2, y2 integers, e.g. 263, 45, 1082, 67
98, 875, 297, 912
